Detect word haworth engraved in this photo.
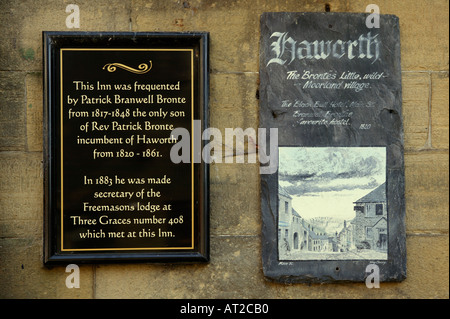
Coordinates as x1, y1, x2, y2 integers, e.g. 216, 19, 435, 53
43, 32, 209, 264
267, 31, 380, 65
259, 13, 406, 283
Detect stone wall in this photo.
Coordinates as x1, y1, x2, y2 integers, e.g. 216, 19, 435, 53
0, 0, 448, 298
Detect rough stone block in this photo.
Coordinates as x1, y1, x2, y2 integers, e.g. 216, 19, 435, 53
401, 72, 430, 150
210, 73, 258, 110
0, 72, 26, 151
0, 238, 94, 298
94, 236, 268, 298
431, 72, 449, 149
26, 72, 43, 152
208, 73, 259, 165
0, 152, 43, 238
0, 0, 447, 300
132, 0, 258, 72
0, 0, 131, 71
405, 152, 449, 232
0, 152, 42, 194
210, 164, 260, 236
210, 106, 258, 133
401, 235, 449, 298
0, 200, 42, 240
348, 0, 449, 70
274, 235, 449, 298
132, 0, 347, 73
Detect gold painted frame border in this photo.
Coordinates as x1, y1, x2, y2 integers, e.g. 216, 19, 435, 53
59, 48, 195, 252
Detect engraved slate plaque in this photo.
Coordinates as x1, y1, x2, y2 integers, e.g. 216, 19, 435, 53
259, 13, 406, 282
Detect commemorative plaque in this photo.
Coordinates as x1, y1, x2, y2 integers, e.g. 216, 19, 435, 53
43, 32, 209, 264
259, 13, 406, 282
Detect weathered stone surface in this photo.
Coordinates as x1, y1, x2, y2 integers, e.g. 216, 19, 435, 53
0, 0, 447, 300
132, 0, 347, 73
0, 72, 26, 151
0, 238, 94, 298
94, 236, 268, 298
0, 152, 42, 197
26, 72, 43, 152
0, 152, 93, 299
401, 234, 449, 298
405, 152, 449, 232
264, 235, 448, 299
402, 72, 431, 150
210, 73, 258, 110
0, 0, 131, 71
348, 0, 449, 71
431, 72, 449, 149
210, 165, 260, 236
0, 152, 43, 241
132, 0, 258, 72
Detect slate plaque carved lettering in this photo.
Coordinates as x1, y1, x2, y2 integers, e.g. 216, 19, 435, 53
259, 13, 406, 282
43, 32, 209, 264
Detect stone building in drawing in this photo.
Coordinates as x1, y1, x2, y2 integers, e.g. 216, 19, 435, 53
278, 186, 301, 255
350, 183, 388, 252
278, 186, 332, 257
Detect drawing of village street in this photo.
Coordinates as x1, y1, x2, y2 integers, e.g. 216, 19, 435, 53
278, 147, 388, 261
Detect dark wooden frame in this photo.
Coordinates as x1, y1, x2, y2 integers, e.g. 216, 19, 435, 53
43, 32, 209, 265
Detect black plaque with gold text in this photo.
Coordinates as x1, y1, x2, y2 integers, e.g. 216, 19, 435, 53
43, 32, 209, 264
